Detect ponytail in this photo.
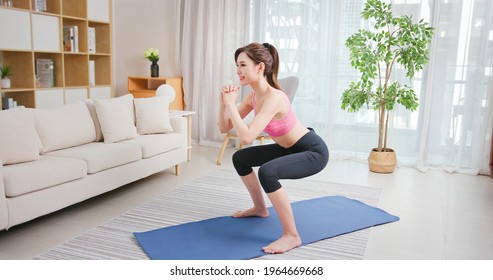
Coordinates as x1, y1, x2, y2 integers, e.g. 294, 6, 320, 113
262, 43, 282, 90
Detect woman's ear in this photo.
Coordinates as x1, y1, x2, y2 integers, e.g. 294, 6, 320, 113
257, 62, 265, 73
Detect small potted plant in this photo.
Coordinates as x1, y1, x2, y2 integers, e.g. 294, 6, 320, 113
341, 0, 434, 173
1, 65, 12, 89
144, 48, 159, 77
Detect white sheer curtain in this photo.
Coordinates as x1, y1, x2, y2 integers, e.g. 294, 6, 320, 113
180, 0, 251, 144
247, 0, 493, 176
179, 0, 492, 175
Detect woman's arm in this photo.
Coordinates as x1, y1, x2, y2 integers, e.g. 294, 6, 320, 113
223, 90, 280, 145
218, 91, 233, 133
218, 86, 253, 133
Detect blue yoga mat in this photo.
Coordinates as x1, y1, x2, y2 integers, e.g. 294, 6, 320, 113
134, 195, 399, 260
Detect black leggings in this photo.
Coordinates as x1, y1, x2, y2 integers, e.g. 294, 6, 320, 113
232, 129, 329, 193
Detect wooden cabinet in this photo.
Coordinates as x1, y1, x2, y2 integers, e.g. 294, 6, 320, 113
0, 0, 113, 110
128, 76, 184, 110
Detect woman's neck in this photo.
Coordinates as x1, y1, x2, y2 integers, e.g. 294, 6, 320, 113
250, 77, 272, 96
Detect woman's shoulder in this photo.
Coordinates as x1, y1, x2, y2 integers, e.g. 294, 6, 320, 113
261, 89, 288, 110
266, 88, 285, 97
269, 89, 289, 103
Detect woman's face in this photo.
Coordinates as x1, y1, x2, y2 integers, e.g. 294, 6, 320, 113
236, 52, 262, 86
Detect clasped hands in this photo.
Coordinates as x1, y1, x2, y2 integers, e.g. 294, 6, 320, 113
221, 85, 240, 106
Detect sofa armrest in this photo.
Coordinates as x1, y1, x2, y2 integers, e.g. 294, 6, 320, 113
170, 116, 183, 133
170, 116, 188, 160
0, 159, 9, 230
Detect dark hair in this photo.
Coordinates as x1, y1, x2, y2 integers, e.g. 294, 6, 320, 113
234, 42, 282, 90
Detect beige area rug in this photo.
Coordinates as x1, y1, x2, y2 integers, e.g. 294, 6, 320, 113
35, 169, 382, 260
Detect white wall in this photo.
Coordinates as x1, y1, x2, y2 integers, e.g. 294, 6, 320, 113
113, 0, 181, 96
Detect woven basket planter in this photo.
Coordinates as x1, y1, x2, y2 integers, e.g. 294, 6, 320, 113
368, 148, 396, 173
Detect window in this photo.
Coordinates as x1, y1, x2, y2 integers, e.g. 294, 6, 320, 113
249, 0, 493, 172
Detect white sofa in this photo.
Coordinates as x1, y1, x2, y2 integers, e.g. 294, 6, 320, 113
0, 94, 187, 231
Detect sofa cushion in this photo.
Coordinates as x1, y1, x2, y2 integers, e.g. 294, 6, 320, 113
35, 102, 97, 153
127, 133, 181, 158
134, 96, 173, 135
84, 99, 103, 142
3, 156, 87, 197
44, 141, 142, 174
0, 107, 41, 165
94, 94, 139, 143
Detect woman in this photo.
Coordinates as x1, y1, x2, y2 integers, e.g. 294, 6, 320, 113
218, 42, 329, 254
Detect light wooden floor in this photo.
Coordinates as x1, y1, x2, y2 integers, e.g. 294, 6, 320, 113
1, 145, 492, 260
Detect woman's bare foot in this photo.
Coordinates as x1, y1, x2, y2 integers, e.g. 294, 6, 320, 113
262, 233, 302, 254
232, 207, 269, 218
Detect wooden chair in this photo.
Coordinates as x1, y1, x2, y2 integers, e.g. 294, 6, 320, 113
216, 76, 299, 165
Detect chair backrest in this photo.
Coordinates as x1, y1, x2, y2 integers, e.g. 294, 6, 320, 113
278, 76, 299, 102
240, 76, 299, 102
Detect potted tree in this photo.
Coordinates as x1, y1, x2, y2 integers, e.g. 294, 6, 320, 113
1, 65, 13, 89
341, 0, 434, 173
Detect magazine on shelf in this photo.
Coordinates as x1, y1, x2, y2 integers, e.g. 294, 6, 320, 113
89, 60, 96, 86
88, 27, 96, 53
73, 26, 79, 52
36, 59, 54, 88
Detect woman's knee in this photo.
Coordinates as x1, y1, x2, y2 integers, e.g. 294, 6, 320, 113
232, 150, 252, 176
258, 165, 282, 193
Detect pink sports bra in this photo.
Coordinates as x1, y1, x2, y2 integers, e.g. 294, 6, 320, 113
252, 91, 298, 137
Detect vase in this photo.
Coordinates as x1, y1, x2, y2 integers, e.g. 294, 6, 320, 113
150, 61, 159, 77
1, 78, 11, 89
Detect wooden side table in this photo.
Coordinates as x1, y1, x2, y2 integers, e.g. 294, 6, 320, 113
170, 110, 196, 161
128, 76, 184, 110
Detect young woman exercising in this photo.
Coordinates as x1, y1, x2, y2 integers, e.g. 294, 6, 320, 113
218, 42, 329, 254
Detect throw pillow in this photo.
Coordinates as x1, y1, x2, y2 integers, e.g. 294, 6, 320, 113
134, 95, 173, 135
94, 94, 139, 143
13, 106, 44, 153
0, 108, 41, 165
35, 102, 97, 153
84, 99, 104, 142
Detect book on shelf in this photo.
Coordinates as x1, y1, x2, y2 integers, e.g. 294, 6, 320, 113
88, 27, 96, 53
36, 59, 54, 88
2, 97, 15, 110
32, 0, 47, 12
89, 60, 96, 86
63, 26, 79, 52
73, 26, 79, 52
63, 27, 74, 52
